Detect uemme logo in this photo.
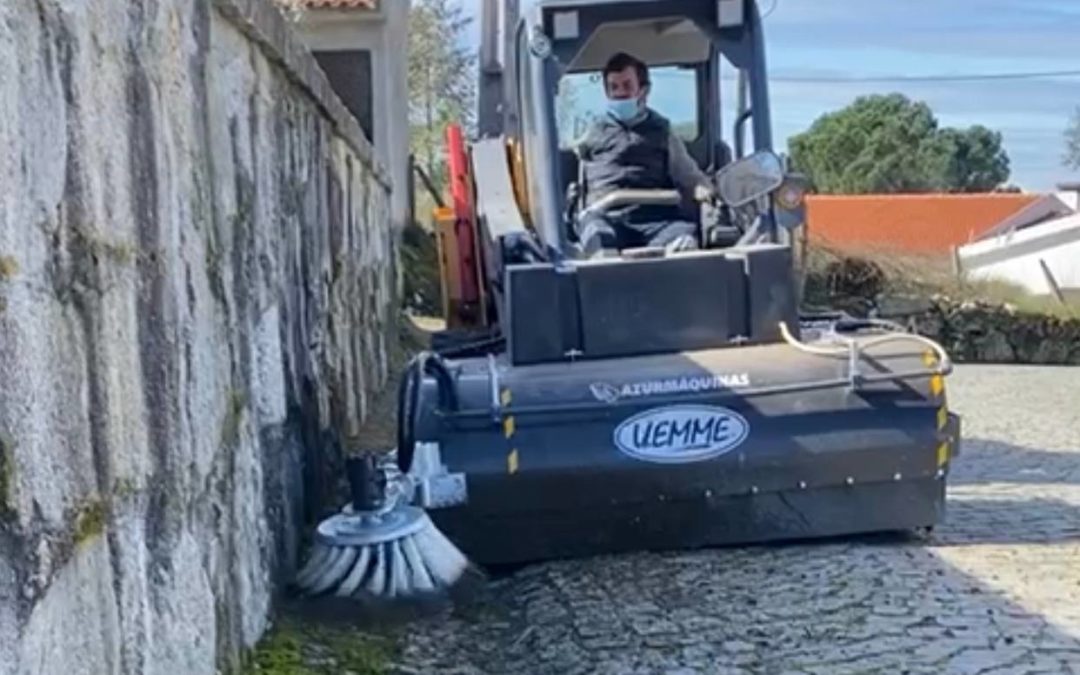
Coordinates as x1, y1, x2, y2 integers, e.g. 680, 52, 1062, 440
614, 405, 750, 463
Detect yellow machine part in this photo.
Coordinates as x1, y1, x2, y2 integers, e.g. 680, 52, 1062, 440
432, 134, 532, 329
507, 137, 531, 226
432, 206, 460, 327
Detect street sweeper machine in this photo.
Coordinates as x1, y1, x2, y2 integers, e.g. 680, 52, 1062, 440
294, 0, 963, 600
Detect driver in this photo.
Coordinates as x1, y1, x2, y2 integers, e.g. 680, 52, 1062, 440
574, 51, 716, 257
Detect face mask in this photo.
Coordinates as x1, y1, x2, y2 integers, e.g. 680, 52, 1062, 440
607, 97, 641, 122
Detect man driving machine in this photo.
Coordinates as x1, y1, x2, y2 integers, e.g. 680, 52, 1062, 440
574, 51, 717, 257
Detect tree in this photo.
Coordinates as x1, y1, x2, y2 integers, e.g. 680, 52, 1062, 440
1064, 106, 1080, 171
408, 0, 477, 191
788, 94, 1010, 194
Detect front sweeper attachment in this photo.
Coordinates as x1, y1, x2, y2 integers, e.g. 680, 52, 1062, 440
293, 454, 471, 600
293, 244, 962, 587
392, 286, 961, 567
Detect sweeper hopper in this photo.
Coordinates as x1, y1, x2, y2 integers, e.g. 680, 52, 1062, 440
294, 0, 960, 598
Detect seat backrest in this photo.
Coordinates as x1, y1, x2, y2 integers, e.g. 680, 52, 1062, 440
559, 149, 580, 198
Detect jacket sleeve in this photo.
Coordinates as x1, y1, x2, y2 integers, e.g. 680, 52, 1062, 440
667, 133, 710, 194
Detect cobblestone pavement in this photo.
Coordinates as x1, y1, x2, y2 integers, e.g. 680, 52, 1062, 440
390, 366, 1080, 674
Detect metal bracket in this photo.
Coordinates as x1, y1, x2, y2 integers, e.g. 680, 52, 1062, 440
406, 442, 469, 510
487, 353, 502, 422
418, 473, 469, 509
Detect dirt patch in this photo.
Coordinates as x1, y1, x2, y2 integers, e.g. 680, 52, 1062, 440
343, 313, 443, 456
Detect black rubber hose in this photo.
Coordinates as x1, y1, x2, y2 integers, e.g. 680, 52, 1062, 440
395, 356, 421, 475
395, 351, 458, 474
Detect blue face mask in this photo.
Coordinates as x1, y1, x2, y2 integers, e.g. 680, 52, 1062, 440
607, 97, 641, 122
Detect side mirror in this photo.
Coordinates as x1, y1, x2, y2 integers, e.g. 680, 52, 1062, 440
715, 150, 784, 207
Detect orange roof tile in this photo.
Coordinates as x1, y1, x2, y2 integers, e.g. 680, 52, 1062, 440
806, 193, 1041, 255
298, 0, 377, 8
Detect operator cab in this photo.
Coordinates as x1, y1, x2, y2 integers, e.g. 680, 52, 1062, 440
555, 59, 727, 242
510, 0, 806, 259
438, 0, 809, 360
553, 31, 727, 225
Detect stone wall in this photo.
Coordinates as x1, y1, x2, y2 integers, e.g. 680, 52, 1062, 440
880, 296, 1080, 365
808, 258, 1080, 365
0, 1, 395, 673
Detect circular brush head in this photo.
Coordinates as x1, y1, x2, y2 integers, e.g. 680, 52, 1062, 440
293, 505, 471, 602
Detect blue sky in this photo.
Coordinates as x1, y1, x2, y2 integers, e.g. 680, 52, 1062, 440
457, 0, 1080, 192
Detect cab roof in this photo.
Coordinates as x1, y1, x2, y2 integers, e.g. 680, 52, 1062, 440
530, 0, 751, 72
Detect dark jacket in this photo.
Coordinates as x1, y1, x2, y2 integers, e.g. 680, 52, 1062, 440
577, 108, 706, 226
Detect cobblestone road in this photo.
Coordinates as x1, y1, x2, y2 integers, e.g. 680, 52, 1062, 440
390, 365, 1080, 674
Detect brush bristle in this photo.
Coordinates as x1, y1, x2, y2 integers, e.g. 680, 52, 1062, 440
295, 514, 470, 600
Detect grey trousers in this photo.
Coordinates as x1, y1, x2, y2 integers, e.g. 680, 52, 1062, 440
578, 212, 699, 253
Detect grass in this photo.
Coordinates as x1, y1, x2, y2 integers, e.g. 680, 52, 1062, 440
803, 242, 1080, 320
242, 613, 396, 675
400, 221, 443, 317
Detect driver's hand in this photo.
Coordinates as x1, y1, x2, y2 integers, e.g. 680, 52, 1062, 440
693, 184, 716, 203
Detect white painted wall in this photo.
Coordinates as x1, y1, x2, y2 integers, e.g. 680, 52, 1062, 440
958, 212, 1080, 294
294, 3, 412, 231
1055, 190, 1080, 212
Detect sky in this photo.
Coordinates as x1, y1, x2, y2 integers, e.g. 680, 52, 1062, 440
456, 0, 1080, 192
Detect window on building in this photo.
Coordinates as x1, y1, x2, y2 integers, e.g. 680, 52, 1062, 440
313, 49, 375, 145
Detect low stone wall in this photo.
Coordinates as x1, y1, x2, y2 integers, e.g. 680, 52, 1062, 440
0, 1, 395, 673
806, 255, 1080, 366
880, 296, 1080, 365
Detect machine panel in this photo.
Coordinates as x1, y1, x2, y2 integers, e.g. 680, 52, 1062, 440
505, 246, 798, 365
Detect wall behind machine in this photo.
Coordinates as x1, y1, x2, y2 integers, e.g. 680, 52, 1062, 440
0, 0, 395, 673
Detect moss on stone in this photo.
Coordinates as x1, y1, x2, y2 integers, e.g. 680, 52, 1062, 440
0, 255, 18, 280
112, 476, 140, 499
221, 388, 248, 448
73, 498, 108, 546
242, 615, 394, 675
0, 430, 15, 518
73, 226, 137, 266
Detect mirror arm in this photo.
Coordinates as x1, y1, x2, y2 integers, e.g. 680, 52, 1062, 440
734, 108, 752, 159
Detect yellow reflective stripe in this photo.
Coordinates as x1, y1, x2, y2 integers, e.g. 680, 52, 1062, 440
937, 442, 949, 467
503, 416, 515, 438
507, 449, 519, 474
930, 375, 944, 397
500, 388, 512, 406
937, 406, 948, 431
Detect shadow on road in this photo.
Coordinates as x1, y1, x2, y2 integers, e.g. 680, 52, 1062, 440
933, 496, 1080, 547
373, 521, 1080, 674
950, 437, 1080, 487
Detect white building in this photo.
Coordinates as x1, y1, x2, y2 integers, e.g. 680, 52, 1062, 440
958, 186, 1080, 296
292, 0, 412, 232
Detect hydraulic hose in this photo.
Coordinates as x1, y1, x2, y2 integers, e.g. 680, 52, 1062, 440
395, 351, 457, 474
778, 320, 954, 376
